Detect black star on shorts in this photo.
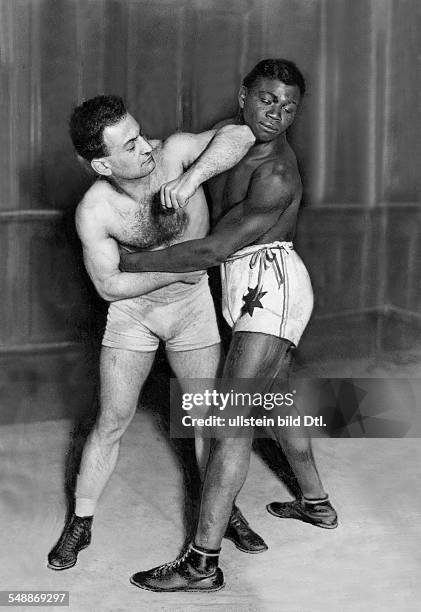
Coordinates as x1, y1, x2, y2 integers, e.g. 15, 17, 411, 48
241, 285, 267, 317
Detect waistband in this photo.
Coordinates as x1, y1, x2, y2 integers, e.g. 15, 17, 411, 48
225, 241, 294, 262
224, 241, 293, 290
113, 271, 208, 306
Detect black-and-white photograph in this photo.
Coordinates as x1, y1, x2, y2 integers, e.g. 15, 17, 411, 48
1, 0, 420, 610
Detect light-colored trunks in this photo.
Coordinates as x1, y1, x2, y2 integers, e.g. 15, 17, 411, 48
221, 241, 314, 347
102, 274, 220, 352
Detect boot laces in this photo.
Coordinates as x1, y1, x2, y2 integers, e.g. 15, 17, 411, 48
60, 520, 86, 554
152, 549, 191, 577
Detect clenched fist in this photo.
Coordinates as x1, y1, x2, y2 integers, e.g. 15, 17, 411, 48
160, 172, 199, 210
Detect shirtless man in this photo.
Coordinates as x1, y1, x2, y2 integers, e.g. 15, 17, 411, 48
120, 59, 338, 592
47, 95, 267, 571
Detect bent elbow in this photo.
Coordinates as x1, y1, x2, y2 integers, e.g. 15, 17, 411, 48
97, 287, 113, 302
220, 124, 256, 147
95, 279, 117, 302
201, 243, 230, 267
240, 125, 256, 146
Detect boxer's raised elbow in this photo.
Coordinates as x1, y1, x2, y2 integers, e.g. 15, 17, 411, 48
219, 124, 256, 147
239, 124, 256, 146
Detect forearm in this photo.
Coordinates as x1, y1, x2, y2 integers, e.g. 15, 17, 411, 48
120, 239, 224, 273
187, 125, 255, 187
119, 195, 280, 274
96, 271, 183, 301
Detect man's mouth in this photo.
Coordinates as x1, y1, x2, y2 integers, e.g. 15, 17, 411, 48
142, 154, 153, 166
259, 122, 278, 134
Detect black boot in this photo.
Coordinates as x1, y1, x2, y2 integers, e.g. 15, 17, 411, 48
224, 504, 268, 554
47, 515, 93, 570
130, 544, 224, 592
267, 496, 338, 529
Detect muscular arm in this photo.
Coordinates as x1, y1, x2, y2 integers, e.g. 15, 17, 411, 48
76, 202, 197, 301
121, 163, 294, 272
183, 124, 255, 183
159, 125, 255, 209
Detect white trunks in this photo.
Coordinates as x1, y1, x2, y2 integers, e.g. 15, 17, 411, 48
102, 274, 220, 352
220, 241, 314, 347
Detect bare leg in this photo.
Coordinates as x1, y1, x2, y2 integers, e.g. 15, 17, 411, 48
128, 332, 279, 593
167, 342, 267, 554
267, 340, 326, 500
166, 343, 222, 480
75, 347, 156, 514
48, 346, 156, 571
195, 332, 289, 549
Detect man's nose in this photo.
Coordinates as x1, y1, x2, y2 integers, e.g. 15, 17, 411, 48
139, 137, 153, 154
266, 106, 281, 120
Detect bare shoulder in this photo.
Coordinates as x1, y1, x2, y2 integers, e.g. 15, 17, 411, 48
162, 131, 192, 150
246, 157, 301, 211
159, 132, 192, 163
75, 181, 113, 240
253, 157, 300, 190
161, 130, 213, 167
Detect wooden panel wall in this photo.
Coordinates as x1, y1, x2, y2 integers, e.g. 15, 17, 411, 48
0, 0, 420, 419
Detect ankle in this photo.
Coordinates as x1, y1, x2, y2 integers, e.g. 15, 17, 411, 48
302, 493, 328, 504
73, 514, 94, 525
75, 495, 97, 517
302, 495, 335, 511
190, 543, 220, 572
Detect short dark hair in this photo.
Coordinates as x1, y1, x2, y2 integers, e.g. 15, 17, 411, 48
243, 59, 306, 97
69, 95, 127, 161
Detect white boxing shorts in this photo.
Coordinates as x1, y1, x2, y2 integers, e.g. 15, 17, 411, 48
221, 241, 314, 347
102, 274, 220, 352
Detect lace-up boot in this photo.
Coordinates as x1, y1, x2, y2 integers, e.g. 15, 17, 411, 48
267, 496, 338, 529
224, 504, 268, 553
130, 544, 224, 592
47, 515, 93, 570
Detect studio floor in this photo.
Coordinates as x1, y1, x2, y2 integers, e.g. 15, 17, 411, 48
1, 404, 420, 612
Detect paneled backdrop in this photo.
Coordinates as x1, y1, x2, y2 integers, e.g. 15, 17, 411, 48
0, 0, 420, 421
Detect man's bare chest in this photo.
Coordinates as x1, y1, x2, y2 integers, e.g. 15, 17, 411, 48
113, 200, 158, 248
108, 166, 183, 249
209, 160, 258, 214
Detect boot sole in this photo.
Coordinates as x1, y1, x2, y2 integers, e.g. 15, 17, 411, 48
224, 534, 268, 554
47, 544, 90, 571
129, 576, 225, 593
266, 503, 338, 529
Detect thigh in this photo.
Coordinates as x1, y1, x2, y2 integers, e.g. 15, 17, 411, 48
166, 344, 223, 423
223, 331, 293, 380
166, 343, 223, 380
165, 280, 221, 353
98, 346, 156, 430
216, 333, 293, 425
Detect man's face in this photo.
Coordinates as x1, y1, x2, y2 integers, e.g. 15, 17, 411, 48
238, 77, 301, 142
101, 113, 155, 179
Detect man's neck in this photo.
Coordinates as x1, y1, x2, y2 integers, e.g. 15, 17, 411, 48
105, 174, 152, 201
247, 133, 287, 159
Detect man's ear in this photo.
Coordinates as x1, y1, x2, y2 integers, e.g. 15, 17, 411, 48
90, 157, 112, 176
238, 86, 247, 109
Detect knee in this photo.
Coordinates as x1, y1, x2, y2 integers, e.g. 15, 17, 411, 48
211, 438, 253, 470
95, 411, 132, 445
282, 435, 312, 458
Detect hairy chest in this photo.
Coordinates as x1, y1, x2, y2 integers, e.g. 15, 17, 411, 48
110, 168, 187, 250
